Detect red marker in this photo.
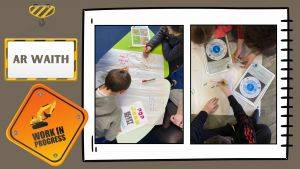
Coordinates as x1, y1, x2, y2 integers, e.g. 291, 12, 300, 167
142, 78, 156, 83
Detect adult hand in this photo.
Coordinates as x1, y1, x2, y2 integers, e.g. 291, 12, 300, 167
240, 53, 256, 69
170, 114, 183, 128
217, 80, 233, 97
143, 45, 152, 58
202, 97, 219, 114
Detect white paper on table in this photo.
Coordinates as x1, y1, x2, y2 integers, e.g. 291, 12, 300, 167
191, 42, 262, 115
95, 49, 170, 125
205, 36, 233, 74
234, 63, 275, 107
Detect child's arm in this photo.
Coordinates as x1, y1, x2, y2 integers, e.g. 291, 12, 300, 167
104, 113, 121, 141
227, 95, 256, 143
170, 89, 183, 128
146, 26, 167, 48
217, 80, 255, 143
240, 52, 259, 68
236, 26, 244, 39
162, 41, 183, 62
190, 111, 208, 144
191, 97, 218, 143
233, 26, 245, 62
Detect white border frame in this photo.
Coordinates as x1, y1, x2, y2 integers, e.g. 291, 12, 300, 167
83, 9, 288, 160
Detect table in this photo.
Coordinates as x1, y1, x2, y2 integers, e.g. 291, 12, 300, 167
95, 28, 170, 143
191, 42, 262, 116
113, 29, 169, 78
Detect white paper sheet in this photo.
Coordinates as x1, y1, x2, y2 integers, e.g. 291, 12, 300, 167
191, 42, 262, 115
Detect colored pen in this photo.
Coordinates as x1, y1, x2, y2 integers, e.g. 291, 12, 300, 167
142, 78, 156, 83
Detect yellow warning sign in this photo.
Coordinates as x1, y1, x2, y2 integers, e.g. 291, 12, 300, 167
6, 84, 88, 166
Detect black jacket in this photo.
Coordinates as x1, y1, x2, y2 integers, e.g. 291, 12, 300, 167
147, 26, 183, 72
191, 95, 256, 144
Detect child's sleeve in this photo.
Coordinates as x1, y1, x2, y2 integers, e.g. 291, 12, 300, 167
236, 26, 244, 39
227, 95, 256, 143
104, 108, 122, 141
169, 89, 183, 115
162, 41, 183, 62
190, 111, 208, 144
146, 26, 167, 48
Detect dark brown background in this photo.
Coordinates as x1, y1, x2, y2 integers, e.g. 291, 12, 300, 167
0, 0, 297, 169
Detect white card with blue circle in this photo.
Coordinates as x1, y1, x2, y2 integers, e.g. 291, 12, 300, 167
234, 63, 275, 107
205, 36, 232, 74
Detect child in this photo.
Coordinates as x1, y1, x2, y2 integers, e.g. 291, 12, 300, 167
191, 80, 271, 144
191, 25, 244, 44
167, 65, 183, 128
143, 26, 184, 73
169, 89, 183, 129
234, 26, 276, 68
95, 67, 131, 143
191, 25, 276, 68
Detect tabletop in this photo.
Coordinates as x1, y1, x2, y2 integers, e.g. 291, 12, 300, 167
191, 42, 262, 116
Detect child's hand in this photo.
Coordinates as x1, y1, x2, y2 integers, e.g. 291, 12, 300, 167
121, 66, 129, 72
170, 114, 183, 128
233, 48, 242, 63
233, 39, 244, 63
217, 80, 232, 97
240, 53, 256, 69
202, 97, 219, 114
143, 46, 152, 57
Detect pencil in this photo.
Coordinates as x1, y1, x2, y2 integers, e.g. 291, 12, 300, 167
142, 78, 156, 83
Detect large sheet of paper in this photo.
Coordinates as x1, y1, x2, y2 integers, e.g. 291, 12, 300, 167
96, 49, 170, 125
191, 42, 262, 115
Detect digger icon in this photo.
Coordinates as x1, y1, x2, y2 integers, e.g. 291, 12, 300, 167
30, 101, 56, 129
28, 4, 55, 26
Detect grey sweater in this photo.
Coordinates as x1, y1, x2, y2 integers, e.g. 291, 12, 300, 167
95, 95, 122, 141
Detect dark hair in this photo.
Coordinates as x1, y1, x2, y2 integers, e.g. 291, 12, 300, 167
105, 69, 131, 92
191, 26, 215, 44
169, 26, 184, 34
244, 26, 276, 56
204, 135, 233, 144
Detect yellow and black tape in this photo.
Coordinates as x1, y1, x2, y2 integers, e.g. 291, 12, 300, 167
4, 38, 78, 82
28, 5, 55, 19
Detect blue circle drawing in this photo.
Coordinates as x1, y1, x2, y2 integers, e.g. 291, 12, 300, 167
239, 76, 261, 99
206, 39, 227, 61
243, 80, 258, 95
247, 83, 255, 91
213, 45, 221, 53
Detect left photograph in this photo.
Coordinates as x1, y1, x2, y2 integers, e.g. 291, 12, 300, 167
94, 25, 184, 144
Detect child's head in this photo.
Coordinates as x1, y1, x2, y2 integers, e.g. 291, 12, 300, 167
191, 26, 215, 44
167, 26, 184, 36
244, 26, 276, 56
104, 68, 131, 94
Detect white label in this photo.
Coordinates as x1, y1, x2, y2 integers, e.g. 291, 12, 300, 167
7, 41, 76, 79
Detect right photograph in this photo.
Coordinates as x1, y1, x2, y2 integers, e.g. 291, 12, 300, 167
190, 25, 277, 144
